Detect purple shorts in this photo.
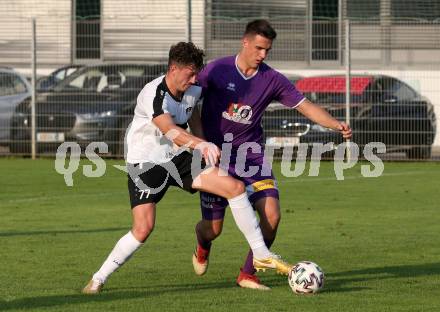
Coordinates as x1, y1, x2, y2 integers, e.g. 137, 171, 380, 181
199, 155, 279, 220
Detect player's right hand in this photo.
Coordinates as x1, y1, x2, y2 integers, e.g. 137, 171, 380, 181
337, 122, 352, 139
195, 142, 220, 166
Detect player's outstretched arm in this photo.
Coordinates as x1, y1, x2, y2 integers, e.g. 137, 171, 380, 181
153, 112, 204, 148
295, 99, 352, 139
152, 113, 220, 165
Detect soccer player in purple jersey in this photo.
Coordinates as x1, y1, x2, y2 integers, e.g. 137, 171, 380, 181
192, 20, 352, 290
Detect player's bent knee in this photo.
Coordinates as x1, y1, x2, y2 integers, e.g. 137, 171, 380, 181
132, 225, 154, 242
269, 211, 281, 226
199, 219, 223, 239
229, 179, 245, 197
263, 214, 280, 233
211, 221, 223, 237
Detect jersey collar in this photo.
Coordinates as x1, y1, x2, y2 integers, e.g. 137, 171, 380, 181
162, 77, 183, 102
235, 54, 259, 81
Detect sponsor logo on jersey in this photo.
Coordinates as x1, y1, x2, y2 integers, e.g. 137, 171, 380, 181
227, 82, 236, 91
186, 106, 193, 114
222, 102, 253, 125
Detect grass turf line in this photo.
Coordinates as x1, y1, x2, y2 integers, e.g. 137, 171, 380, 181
0, 159, 439, 312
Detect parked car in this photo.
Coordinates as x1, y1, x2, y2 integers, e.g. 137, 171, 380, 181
0, 67, 32, 147
36, 64, 83, 91
10, 63, 167, 155
263, 75, 437, 159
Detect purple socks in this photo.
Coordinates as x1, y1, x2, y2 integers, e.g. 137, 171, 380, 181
242, 239, 274, 275
195, 224, 212, 251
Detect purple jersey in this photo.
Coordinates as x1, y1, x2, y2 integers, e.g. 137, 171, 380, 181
198, 55, 305, 154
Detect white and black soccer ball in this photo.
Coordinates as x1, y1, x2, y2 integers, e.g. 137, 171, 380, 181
288, 261, 325, 294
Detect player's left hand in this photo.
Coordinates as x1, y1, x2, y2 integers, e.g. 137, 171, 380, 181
195, 142, 221, 166
337, 122, 352, 139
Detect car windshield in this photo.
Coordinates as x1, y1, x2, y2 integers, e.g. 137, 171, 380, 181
53, 66, 150, 92
0, 72, 28, 96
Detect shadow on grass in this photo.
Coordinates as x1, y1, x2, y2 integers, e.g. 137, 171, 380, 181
2, 263, 438, 309
0, 291, 144, 311
0, 280, 240, 311
0, 227, 127, 237
325, 262, 440, 293
245, 263, 440, 294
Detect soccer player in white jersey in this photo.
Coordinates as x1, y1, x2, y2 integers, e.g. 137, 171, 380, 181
82, 42, 292, 294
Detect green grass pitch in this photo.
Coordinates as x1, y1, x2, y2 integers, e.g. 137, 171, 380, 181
1, 158, 440, 312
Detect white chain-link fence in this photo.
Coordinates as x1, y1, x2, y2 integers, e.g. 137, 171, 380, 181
0, 0, 438, 160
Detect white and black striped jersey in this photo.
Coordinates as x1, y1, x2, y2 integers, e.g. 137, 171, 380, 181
126, 75, 202, 164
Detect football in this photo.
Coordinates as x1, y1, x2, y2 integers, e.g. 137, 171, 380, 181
288, 261, 325, 294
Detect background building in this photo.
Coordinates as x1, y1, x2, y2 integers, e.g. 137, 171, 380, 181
1, 0, 439, 68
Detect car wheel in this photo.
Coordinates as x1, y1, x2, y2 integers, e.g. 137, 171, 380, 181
406, 146, 431, 160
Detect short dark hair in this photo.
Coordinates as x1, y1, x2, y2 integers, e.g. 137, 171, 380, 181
168, 42, 205, 71
244, 19, 277, 40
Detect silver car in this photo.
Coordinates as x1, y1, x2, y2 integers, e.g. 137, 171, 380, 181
0, 67, 31, 145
